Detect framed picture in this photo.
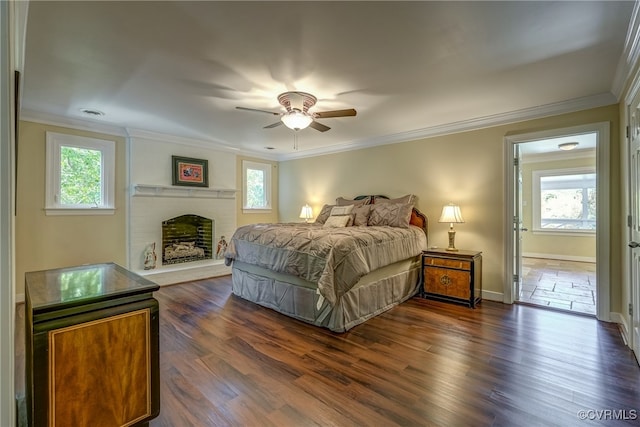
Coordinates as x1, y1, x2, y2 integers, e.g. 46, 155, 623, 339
172, 155, 209, 187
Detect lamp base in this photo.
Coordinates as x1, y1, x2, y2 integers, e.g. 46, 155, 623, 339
446, 229, 458, 251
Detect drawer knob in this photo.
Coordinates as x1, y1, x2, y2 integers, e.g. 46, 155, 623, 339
440, 275, 452, 286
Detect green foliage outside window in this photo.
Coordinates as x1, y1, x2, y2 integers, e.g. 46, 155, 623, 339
60, 146, 102, 205
246, 168, 265, 208
540, 173, 596, 230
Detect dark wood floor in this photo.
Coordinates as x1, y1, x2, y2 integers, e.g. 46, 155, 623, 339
17, 275, 640, 426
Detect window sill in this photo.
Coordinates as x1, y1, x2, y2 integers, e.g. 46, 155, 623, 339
242, 208, 272, 214
532, 229, 595, 237
45, 207, 116, 216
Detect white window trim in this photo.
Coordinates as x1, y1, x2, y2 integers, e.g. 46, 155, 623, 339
532, 166, 595, 235
242, 160, 272, 212
45, 132, 116, 215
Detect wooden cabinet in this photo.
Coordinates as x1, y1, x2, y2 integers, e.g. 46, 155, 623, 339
421, 249, 482, 307
25, 263, 160, 427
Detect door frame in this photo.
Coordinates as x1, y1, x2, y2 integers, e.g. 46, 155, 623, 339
624, 74, 640, 359
503, 122, 611, 321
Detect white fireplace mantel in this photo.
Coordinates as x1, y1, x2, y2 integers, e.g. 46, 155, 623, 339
132, 184, 237, 199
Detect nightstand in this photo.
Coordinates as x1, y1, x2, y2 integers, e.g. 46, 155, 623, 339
421, 248, 482, 308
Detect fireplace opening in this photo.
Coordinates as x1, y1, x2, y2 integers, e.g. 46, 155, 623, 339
162, 214, 213, 265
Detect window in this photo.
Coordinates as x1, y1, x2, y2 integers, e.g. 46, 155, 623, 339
532, 167, 595, 232
242, 160, 272, 211
45, 132, 115, 215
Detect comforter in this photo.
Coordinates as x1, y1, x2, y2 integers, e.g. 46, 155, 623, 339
224, 223, 428, 305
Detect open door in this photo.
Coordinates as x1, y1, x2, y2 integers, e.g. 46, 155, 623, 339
629, 89, 640, 364
513, 144, 524, 301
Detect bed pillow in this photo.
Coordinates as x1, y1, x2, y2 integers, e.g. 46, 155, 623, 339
323, 215, 351, 228
373, 194, 416, 205
315, 204, 335, 224
329, 205, 355, 226
352, 204, 371, 226
368, 202, 413, 228
336, 196, 370, 207
330, 205, 354, 216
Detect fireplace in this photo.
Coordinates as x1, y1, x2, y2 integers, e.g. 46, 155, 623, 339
161, 214, 213, 265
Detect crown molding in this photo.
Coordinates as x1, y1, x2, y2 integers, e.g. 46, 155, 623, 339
20, 109, 129, 137
612, 1, 640, 100
19, 109, 281, 161
125, 128, 280, 161
276, 92, 617, 161
21, 91, 616, 163
125, 128, 240, 153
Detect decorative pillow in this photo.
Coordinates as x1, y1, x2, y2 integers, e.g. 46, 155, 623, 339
352, 204, 371, 226
315, 204, 335, 224
323, 215, 351, 228
373, 194, 416, 205
330, 205, 354, 216
368, 203, 413, 228
336, 196, 370, 207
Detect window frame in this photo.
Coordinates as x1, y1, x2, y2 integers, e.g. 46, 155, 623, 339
45, 132, 116, 215
242, 160, 272, 212
532, 166, 596, 235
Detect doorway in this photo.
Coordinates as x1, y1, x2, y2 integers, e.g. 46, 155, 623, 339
517, 135, 597, 315
504, 123, 611, 321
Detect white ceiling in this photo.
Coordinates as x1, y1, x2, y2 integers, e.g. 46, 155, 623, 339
19, 1, 635, 160
519, 132, 598, 155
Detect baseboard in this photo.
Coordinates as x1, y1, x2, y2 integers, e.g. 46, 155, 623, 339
610, 312, 630, 347
522, 252, 596, 263
482, 290, 504, 302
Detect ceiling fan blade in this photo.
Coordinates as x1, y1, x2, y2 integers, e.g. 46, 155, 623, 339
236, 106, 281, 116
264, 121, 283, 129
313, 108, 357, 119
309, 120, 331, 132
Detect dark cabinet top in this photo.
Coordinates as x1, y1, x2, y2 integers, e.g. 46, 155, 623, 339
424, 248, 482, 258
25, 262, 159, 314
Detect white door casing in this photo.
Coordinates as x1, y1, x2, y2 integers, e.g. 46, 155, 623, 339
513, 145, 524, 301
503, 122, 610, 322
628, 87, 640, 363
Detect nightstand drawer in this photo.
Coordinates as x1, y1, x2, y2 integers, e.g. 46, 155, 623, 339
424, 256, 471, 271
424, 267, 471, 299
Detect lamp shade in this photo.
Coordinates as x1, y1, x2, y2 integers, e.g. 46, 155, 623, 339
438, 203, 465, 224
281, 111, 313, 130
299, 204, 313, 221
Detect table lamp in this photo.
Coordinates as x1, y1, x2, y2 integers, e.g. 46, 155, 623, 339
438, 203, 465, 251
299, 204, 313, 223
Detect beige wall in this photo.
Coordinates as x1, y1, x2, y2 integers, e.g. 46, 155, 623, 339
14, 105, 623, 314
236, 155, 279, 226
279, 105, 621, 311
521, 154, 596, 260
15, 121, 127, 297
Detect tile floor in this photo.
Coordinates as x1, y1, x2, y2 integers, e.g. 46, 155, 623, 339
519, 257, 597, 315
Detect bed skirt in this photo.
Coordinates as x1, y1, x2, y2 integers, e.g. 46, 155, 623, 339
230, 257, 421, 332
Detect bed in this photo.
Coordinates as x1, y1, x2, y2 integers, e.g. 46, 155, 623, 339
224, 195, 428, 332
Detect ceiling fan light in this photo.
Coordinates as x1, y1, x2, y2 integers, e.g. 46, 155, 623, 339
281, 111, 313, 130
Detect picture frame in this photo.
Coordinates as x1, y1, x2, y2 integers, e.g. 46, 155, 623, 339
171, 155, 209, 187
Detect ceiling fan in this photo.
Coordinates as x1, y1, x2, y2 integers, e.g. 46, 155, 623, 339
236, 91, 356, 132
